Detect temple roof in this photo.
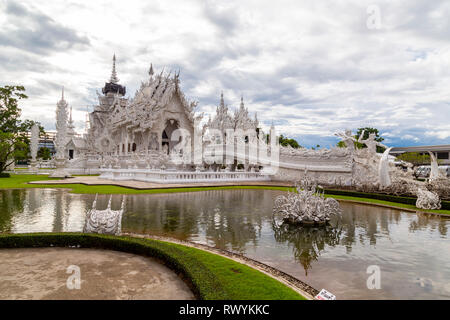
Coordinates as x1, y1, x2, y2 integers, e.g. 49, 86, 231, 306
102, 55, 126, 96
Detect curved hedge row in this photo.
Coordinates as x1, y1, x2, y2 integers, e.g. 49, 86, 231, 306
321, 188, 450, 210
0, 233, 305, 300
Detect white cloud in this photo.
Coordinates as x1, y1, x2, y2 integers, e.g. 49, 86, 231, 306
0, 0, 449, 147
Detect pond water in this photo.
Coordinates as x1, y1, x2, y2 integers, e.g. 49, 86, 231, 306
0, 188, 449, 300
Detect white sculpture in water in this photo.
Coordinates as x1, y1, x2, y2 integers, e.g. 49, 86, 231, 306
416, 188, 441, 210
29, 123, 39, 173
273, 177, 342, 226
83, 194, 125, 235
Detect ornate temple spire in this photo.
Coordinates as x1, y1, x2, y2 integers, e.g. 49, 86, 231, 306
102, 55, 126, 96
61, 86, 65, 101
220, 91, 225, 108
110, 54, 119, 84
67, 106, 76, 137
148, 63, 154, 77
240, 95, 245, 109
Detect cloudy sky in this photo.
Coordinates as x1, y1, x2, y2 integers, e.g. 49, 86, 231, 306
1, 0, 449, 148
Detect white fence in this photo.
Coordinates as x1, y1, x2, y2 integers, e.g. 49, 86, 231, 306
99, 169, 271, 183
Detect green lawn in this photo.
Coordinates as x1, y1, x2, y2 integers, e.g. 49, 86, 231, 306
0, 174, 448, 215
0, 174, 294, 194
0, 233, 306, 300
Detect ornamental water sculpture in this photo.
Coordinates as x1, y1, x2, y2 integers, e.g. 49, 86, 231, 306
273, 177, 342, 226
83, 194, 125, 235
416, 188, 441, 210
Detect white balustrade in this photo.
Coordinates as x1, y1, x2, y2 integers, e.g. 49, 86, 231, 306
99, 168, 271, 183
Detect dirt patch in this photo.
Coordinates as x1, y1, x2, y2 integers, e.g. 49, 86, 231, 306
0, 248, 195, 300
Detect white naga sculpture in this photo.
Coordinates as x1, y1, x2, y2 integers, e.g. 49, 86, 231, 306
50, 88, 71, 178
416, 188, 441, 210
83, 194, 125, 235
273, 177, 342, 226
428, 151, 444, 182
29, 123, 39, 173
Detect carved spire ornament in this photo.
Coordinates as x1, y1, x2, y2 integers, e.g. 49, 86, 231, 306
148, 63, 154, 77
110, 54, 119, 84
50, 87, 71, 178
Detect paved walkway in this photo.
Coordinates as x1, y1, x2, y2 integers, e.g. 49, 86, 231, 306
0, 248, 195, 300
29, 176, 294, 190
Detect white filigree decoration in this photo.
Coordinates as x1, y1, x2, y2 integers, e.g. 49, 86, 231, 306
273, 178, 342, 226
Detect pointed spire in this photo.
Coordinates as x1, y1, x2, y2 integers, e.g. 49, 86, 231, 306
148, 63, 154, 77
220, 91, 225, 108
110, 54, 119, 84
240, 95, 245, 109
69, 106, 73, 122
61, 86, 65, 101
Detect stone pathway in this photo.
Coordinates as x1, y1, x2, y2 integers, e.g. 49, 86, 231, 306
29, 176, 294, 190
0, 248, 195, 300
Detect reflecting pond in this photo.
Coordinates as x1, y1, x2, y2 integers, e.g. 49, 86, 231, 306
0, 188, 449, 300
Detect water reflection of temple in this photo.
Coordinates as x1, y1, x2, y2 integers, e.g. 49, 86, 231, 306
0, 189, 89, 233
121, 189, 268, 252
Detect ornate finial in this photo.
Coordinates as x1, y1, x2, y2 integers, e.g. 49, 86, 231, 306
240, 95, 244, 109
69, 106, 73, 122
220, 91, 225, 107
110, 54, 119, 84
61, 86, 65, 101
148, 63, 154, 76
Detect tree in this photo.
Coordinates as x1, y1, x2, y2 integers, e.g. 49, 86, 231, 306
355, 127, 385, 152
0, 85, 43, 174
37, 147, 52, 160
279, 134, 302, 149
396, 152, 431, 167
336, 127, 385, 153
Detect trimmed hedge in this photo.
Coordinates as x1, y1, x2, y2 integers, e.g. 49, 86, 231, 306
0, 233, 305, 300
321, 188, 450, 210
0, 173, 10, 178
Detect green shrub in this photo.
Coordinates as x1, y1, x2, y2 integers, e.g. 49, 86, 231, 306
321, 188, 450, 210
0, 173, 10, 178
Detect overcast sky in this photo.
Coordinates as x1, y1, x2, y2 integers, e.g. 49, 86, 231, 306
1, 0, 449, 148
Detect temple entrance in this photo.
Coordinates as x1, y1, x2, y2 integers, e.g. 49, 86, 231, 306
161, 119, 180, 155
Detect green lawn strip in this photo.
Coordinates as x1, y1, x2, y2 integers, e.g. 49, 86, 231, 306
0, 232, 304, 300
171, 243, 306, 300
0, 174, 294, 194
327, 194, 450, 215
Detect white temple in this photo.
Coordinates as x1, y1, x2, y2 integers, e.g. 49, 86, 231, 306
53, 55, 429, 191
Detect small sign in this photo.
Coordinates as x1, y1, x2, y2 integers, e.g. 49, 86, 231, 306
315, 289, 336, 300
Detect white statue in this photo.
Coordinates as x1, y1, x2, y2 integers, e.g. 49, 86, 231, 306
84, 194, 125, 235
428, 151, 443, 181
416, 188, 441, 210
273, 178, 342, 226
378, 147, 393, 189
29, 123, 39, 173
